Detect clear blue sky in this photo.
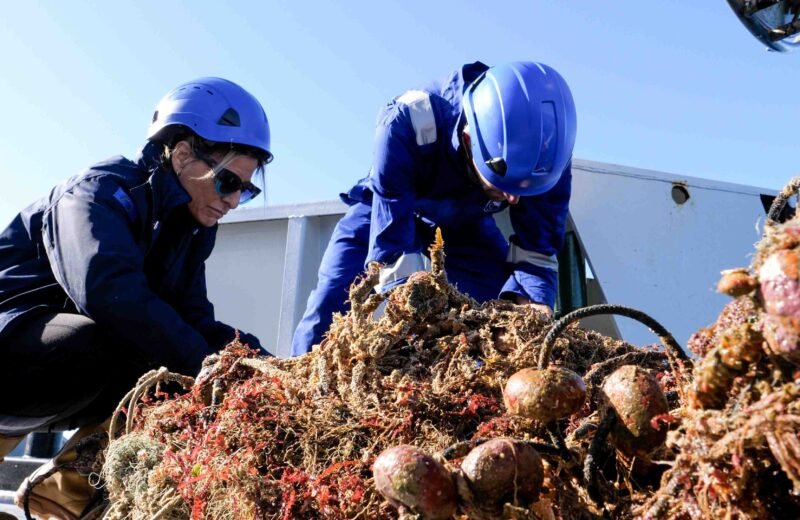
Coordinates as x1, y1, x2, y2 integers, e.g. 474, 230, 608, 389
0, 1, 797, 227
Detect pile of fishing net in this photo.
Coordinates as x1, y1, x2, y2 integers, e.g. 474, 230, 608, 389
99, 229, 686, 519
92, 178, 800, 519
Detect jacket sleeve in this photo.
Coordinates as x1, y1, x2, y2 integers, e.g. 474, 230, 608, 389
175, 260, 269, 355
367, 97, 432, 291
500, 162, 573, 308
41, 176, 216, 376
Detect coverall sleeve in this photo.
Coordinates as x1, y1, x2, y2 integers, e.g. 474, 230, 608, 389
41, 176, 216, 376
176, 261, 269, 355
367, 101, 429, 291
500, 162, 573, 308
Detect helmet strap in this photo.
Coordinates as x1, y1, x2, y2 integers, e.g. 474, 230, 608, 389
458, 129, 482, 188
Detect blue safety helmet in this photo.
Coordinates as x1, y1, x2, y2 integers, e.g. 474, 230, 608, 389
463, 62, 576, 196
147, 77, 273, 163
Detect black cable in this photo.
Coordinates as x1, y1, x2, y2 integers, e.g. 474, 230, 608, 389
538, 304, 685, 370
584, 412, 616, 504
547, 423, 573, 462
584, 351, 667, 388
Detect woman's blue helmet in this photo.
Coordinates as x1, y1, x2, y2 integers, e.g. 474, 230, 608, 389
463, 62, 576, 196
147, 77, 272, 162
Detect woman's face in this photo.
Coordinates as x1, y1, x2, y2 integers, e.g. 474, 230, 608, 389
171, 141, 259, 227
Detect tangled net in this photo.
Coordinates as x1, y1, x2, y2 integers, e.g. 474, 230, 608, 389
97, 228, 685, 520
98, 183, 800, 519
83, 178, 800, 519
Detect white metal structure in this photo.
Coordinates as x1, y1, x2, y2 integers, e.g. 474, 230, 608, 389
207, 159, 776, 358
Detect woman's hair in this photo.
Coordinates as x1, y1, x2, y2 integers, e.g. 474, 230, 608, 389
159, 125, 271, 177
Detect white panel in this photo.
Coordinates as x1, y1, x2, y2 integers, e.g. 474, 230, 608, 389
569, 160, 769, 349
206, 220, 288, 354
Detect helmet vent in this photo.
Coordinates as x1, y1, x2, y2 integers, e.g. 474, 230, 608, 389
486, 157, 507, 176
218, 108, 241, 127
534, 102, 557, 173
151, 110, 159, 123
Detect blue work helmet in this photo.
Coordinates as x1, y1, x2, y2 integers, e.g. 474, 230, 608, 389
147, 77, 273, 162
463, 62, 576, 196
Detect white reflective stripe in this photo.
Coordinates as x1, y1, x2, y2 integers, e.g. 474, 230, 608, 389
376, 252, 430, 292
507, 243, 559, 271
396, 90, 437, 146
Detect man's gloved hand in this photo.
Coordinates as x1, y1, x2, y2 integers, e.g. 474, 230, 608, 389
506, 293, 553, 319
529, 302, 554, 319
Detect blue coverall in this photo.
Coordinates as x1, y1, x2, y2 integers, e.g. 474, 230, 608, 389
291, 62, 571, 356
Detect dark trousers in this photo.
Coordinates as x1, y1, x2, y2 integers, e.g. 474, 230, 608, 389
0, 312, 148, 436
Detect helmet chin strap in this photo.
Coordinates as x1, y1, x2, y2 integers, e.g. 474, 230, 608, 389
458, 126, 483, 188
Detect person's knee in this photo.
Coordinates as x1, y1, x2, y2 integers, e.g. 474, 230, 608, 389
40, 314, 100, 357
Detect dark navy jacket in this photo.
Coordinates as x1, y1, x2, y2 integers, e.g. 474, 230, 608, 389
343, 62, 571, 307
0, 142, 259, 375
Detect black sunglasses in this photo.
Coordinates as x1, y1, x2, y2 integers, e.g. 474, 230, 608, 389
194, 151, 262, 204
